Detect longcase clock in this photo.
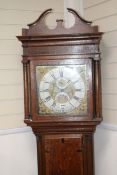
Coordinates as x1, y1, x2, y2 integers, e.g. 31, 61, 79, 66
17, 8, 103, 175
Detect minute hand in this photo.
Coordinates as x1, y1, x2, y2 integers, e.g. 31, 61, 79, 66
65, 79, 80, 88
64, 80, 72, 88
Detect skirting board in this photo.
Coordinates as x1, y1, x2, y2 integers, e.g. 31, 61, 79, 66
0, 126, 32, 136
0, 122, 117, 136
98, 122, 117, 131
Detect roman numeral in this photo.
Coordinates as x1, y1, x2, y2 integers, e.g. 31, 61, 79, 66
51, 102, 56, 108
40, 89, 48, 92
44, 81, 50, 84
61, 105, 65, 113
73, 80, 79, 84
50, 73, 56, 79
73, 96, 79, 101
59, 69, 63, 77
45, 96, 51, 102
75, 89, 81, 92
73, 96, 82, 102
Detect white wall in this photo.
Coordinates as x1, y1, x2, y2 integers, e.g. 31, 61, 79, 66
1, 1, 117, 175
0, 1, 64, 174
83, 0, 117, 125
1, 124, 117, 175
95, 125, 117, 175
83, 0, 117, 175
0, 0, 64, 129
64, 0, 83, 27
0, 128, 37, 175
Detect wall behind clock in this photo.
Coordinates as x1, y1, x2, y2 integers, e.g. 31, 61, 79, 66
84, 0, 117, 125
0, 0, 64, 129
0, 0, 64, 175
0, 1, 83, 175
1, 0, 117, 175
83, 0, 117, 175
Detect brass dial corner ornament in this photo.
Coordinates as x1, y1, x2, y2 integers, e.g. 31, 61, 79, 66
36, 64, 88, 116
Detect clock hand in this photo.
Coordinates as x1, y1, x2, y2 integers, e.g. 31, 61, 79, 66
63, 80, 71, 89
65, 79, 80, 88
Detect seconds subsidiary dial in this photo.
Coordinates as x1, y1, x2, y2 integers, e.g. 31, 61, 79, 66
36, 64, 87, 115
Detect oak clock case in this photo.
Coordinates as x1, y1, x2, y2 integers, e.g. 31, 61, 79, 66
17, 8, 103, 175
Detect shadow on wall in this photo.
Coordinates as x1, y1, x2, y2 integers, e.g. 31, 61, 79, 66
100, 39, 110, 63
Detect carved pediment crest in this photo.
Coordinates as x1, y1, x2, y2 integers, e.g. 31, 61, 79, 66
22, 8, 99, 36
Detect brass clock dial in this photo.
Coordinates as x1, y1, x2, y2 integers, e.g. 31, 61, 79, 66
36, 64, 87, 115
